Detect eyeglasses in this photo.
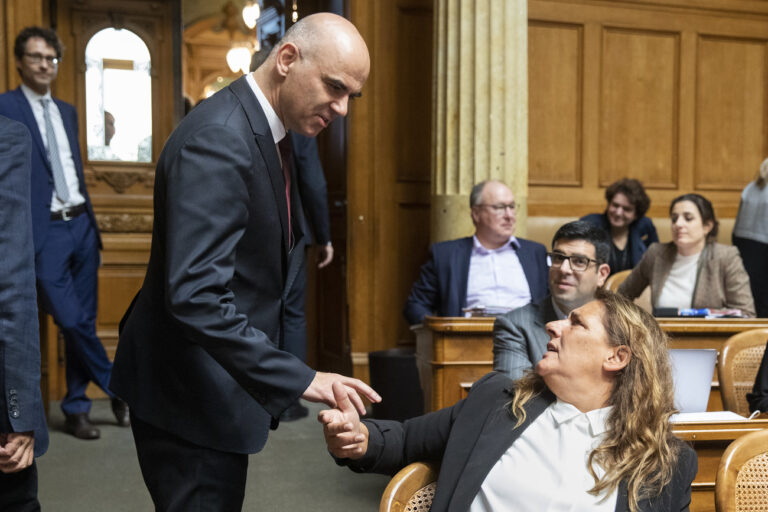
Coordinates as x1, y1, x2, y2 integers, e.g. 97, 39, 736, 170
24, 53, 59, 65
476, 203, 516, 215
547, 252, 600, 272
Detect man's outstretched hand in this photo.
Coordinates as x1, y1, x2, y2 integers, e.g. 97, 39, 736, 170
301, 371, 381, 416
317, 381, 369, 459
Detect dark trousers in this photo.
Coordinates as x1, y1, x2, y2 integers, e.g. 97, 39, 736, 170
35, 214, 113, 415
734, 236, 768, 318
131, 413, 249, 512
0, 462, 40, 512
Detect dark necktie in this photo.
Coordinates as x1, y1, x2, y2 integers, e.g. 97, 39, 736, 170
277, 135, 293, 250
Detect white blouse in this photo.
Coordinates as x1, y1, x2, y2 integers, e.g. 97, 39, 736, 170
657, 251, 700, 309
469, 400, 617, 512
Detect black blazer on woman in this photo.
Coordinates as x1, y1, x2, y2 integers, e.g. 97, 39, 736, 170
341, 372, 697, 512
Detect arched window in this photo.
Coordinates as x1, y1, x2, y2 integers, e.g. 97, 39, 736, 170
85, 28, 152, 162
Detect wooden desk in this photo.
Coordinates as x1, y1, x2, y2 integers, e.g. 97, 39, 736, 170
414, 316, 768, 412
672, 419, 768, 512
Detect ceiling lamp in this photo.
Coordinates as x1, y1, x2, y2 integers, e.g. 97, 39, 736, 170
226, 44, 253, 74
242, 2, 261, 29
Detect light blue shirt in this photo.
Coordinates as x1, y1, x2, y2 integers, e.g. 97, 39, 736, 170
466, 235, 531, 313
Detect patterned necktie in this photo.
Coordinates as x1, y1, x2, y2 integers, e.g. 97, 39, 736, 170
40, 98, 70, 202
277, 135, 293, 250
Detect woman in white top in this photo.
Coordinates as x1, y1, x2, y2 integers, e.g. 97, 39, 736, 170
320, 290, 696, 512
619, 193, 755, 317
733, 158, 768, 317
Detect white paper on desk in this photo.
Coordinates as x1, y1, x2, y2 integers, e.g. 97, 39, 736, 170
671, 411, 747, 422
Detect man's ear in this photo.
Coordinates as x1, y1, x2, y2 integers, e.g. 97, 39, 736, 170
596, 263, 611, 288
275, 43, 300, 77
604, 345, 631, 372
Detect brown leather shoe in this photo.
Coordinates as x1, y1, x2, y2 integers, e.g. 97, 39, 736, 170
64, 413, 100, 440
111, 397, 130, 427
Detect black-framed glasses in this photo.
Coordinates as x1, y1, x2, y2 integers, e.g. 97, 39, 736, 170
24, 53, 59, 65
547, 252, 599, 272
476, 203, 516, 215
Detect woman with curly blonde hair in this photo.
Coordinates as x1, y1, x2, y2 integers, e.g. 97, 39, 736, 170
321, 289, 696, 512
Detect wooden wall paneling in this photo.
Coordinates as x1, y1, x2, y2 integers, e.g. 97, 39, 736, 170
599, 27, 679, 189
528, 21, 583, 187
347, 0, 377, 381
527, 0, 768, 219
694, 35, 768, 191
1, 0, 44, 91
347, 0, 433, 379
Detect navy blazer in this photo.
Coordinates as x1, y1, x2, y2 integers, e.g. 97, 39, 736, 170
110, 76, 315, 454
403, 236, 549, 325
581, 213, 658, 270
0, 88, 100, 253
0, 116, 48, 456
342, 372, 697, 512
291, 132, 330, 245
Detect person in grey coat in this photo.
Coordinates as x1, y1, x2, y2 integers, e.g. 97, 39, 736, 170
493, 221, 612, 379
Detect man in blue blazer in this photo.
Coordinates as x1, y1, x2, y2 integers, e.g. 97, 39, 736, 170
0, 115, 49, 510
0, 26, 127, 440
404, 180, 549, 325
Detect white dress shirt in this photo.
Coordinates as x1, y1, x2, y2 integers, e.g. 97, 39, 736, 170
245, 72, 285, 145
657, 251, 700, 309
466, 236, 531, 313
21, 84, 86, 211
470, 400, 617, 512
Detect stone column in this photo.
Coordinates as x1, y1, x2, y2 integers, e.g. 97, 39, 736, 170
431, 0, 528, 242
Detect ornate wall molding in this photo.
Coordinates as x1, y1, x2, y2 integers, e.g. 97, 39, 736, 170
96, 213, 153, 233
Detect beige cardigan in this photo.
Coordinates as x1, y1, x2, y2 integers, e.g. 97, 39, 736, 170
618, 242, 756, 317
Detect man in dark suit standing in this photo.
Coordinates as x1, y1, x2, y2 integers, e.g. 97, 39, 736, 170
404, 180, 549, 325
0, 26, 128, 441
0, 115, 49, 510
110, 13, 379, 510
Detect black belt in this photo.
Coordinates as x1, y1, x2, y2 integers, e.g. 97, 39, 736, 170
51, 203, 87, 221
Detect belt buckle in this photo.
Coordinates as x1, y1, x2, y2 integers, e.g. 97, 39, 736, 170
61, 208, 72, 221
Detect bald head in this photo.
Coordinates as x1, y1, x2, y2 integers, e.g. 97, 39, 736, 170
253, 13, 370, 137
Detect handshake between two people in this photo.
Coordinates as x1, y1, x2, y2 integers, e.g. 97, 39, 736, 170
316, 380, 371, 460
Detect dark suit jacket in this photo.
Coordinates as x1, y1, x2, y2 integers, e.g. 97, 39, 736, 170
403, 237, 549, 325
493, 297, 559, 379
342, 372, 696, 512
581, 213, 658, 270
747, 339, 768, 413
0, 88, 100, 253
0, 115, 48, 456
110, 76, 315, 454
291, 132, 330, 245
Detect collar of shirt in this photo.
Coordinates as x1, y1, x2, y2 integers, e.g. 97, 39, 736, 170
471, 235, 520, 255
550, 297, 568, 320
549, 399, 612, 437
245, 72, 286, 144
20, 83, 52, 104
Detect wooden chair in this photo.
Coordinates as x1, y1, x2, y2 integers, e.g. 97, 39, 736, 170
718, 328, 768, 416
604, 269, 631, 292
715, 428, 768, 511
379, 462, 439, 512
